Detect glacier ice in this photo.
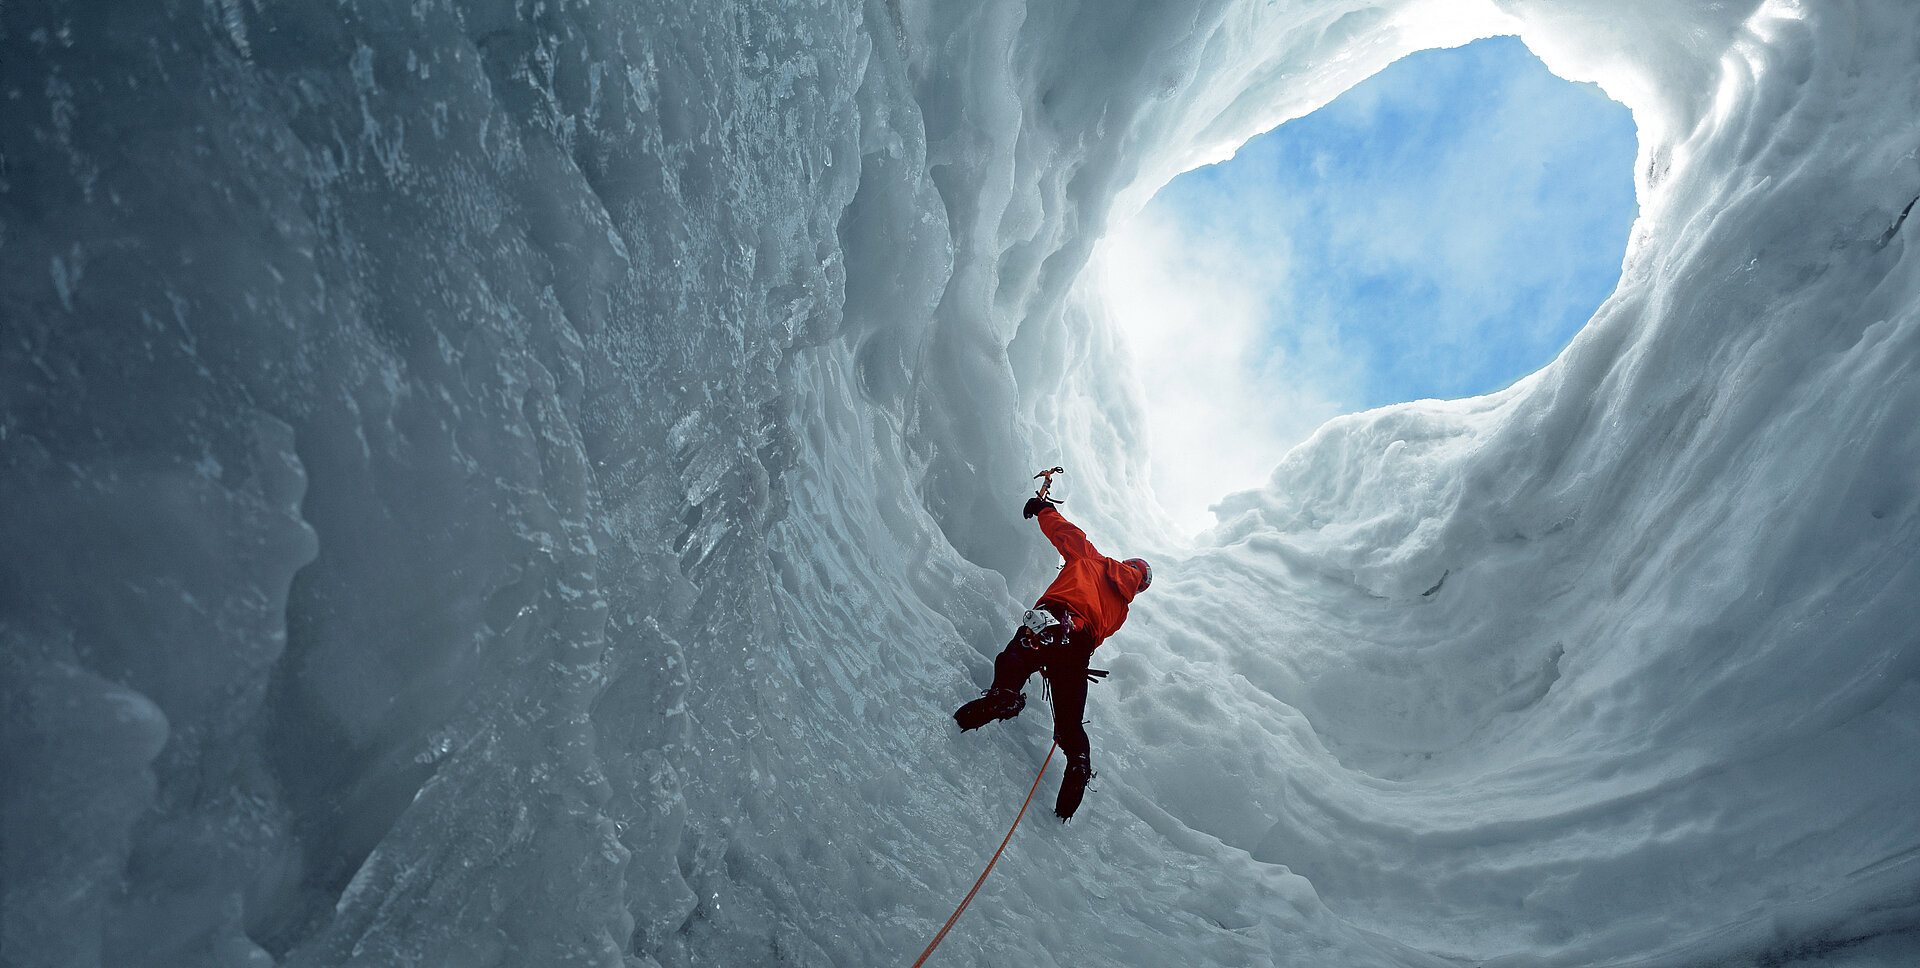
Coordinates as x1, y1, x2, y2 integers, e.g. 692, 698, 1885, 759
2, 0, 1917, 966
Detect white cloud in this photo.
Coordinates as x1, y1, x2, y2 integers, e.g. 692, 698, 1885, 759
1092, 205, 1355, 534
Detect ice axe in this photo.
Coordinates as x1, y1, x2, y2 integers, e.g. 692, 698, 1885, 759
1032, 466, 1065, 506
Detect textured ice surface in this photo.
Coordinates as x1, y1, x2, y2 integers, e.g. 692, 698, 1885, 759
3, 0, 1917, 966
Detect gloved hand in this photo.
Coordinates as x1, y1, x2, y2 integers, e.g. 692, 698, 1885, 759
1023, 496, 1054, 519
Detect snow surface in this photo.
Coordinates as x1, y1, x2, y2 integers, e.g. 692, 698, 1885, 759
3, 0, 1917, 966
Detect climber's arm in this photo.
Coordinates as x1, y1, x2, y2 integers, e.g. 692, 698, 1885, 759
1036, 505, 1101, 561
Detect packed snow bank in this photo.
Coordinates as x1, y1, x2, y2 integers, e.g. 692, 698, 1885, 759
3, 0, 1917, 966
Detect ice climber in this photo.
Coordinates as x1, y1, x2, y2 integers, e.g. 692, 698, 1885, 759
954, 487, 1152, 821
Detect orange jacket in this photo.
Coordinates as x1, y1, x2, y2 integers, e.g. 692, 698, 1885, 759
1032, 506, 1146, 647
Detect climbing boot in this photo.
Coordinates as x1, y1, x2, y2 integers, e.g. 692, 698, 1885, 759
1055, 755, 1095, 820
953, 688, 1025, 731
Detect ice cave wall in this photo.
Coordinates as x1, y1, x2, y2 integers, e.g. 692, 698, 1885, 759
3, 0, 1918, 966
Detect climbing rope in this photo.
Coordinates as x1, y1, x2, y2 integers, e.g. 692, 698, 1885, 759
908, 741, 1057, 968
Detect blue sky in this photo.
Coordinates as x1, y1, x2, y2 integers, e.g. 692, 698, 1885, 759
1097, 36, 1638, 530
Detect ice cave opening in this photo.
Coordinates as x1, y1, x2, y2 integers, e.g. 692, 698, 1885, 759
1090, 35, 1640, 533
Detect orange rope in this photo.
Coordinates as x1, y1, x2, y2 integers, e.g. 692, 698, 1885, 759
908, 741, 1057, 968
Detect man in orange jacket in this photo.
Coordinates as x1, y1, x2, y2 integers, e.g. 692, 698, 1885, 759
954, 496, 1152, 820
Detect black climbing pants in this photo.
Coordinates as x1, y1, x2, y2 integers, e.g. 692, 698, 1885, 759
989, 611, 1095, 764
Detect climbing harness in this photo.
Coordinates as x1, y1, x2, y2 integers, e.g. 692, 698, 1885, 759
907, 741, 1057, 968
1020, 607, 1064, 639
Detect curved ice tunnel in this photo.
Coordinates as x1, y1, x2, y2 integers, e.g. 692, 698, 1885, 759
2, 0, 1917, 966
